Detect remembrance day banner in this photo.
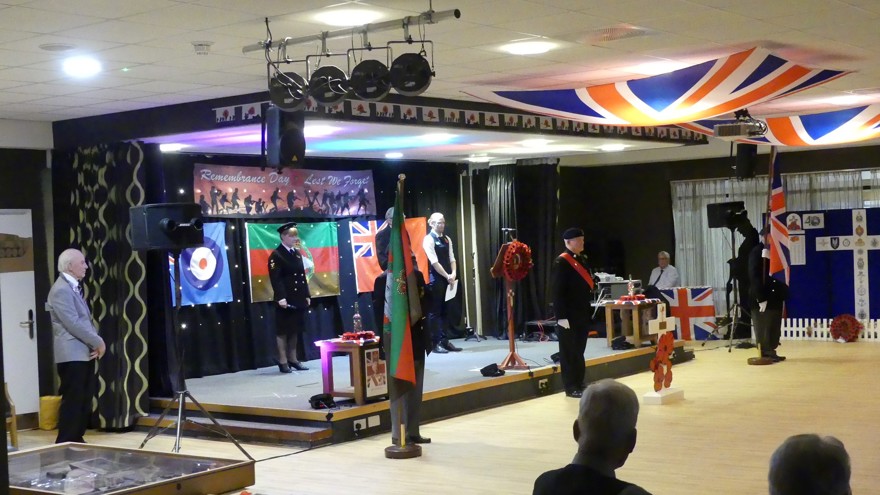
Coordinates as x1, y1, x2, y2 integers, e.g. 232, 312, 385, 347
194, 164, 376, 218
246, 222, 340, 302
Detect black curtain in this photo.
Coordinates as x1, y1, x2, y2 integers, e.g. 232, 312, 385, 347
51, 142, 151, 430
486, 164, 521, 338
515, 161, 559, 321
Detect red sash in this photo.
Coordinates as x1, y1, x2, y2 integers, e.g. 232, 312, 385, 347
560, 253, 594, 289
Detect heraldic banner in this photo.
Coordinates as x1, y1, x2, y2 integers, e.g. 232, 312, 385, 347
246, 222, 340, 302
169, 222, 233, 306
194, 164, 376, 218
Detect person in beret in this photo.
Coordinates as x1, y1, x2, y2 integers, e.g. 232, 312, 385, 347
269, 222, 311, 373
551, 228, 595, 398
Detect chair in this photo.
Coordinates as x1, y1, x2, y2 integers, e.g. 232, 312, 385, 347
5, 383, 18, 449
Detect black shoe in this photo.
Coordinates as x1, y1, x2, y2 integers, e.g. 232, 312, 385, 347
291, 362, 309, 371
443, 340, 462, 352
278, 363, 292, 373
565, 390, 583, 398
408, 435, 431, 444
433, 343, 449, 354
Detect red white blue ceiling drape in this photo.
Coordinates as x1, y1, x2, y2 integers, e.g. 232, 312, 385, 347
680, 104, 880, 146
467, 47, 848, 126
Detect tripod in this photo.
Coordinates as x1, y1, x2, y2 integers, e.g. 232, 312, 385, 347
140, 249, 253, 460
712, 226, 755, 352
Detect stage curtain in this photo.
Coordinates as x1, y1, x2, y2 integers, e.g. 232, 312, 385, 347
486, 164, 520, 337
514, 160, 559, 322
786, 171, 862, 210
52, 142, 151, 430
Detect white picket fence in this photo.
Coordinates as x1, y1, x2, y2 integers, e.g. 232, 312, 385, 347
781, 318, 880, 342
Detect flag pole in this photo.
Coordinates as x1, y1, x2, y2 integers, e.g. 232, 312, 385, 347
748, 145, 778, 366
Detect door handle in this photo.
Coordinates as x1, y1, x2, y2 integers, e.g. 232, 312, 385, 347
19, 309, 34, 339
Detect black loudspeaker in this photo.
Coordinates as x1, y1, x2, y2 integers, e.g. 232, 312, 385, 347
706, 201, 745, 229
266, 105, 306, 170
130, 203, 204, 251
480, 363, 505, 377
735, 143, 758, 179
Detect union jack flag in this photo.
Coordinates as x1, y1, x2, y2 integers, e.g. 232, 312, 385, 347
681, 104, 880, 147
659, 287, 718, 340
466, 48, 847, 126
351, 219, 387, 293
768, 147, 790, 284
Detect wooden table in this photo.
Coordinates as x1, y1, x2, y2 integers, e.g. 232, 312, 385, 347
314, 339, 385, 405
604, 301, 659, 348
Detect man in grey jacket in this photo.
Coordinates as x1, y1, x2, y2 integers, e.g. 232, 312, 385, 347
47, 248, 105, 443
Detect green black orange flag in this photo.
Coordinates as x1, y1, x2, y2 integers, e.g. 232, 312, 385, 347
246, 222, 340, 302
385, 177, 419, 385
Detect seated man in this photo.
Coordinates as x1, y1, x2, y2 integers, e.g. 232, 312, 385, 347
533, 379, 653, 495
647, 251, 680, 289
768, 434, 851, 495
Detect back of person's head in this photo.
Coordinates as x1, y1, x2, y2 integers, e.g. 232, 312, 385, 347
575, 379, 639, 467
769, 434, 851, 495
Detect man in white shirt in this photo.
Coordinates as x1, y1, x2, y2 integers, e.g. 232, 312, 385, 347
647, 251, 680, 289
422, 212, 461, 353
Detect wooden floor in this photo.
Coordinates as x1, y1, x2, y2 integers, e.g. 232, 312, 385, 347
13, 340, 880, 494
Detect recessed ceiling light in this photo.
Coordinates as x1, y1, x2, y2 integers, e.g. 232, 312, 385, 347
313, 8, 385, 27
62, 56, 102, 78
159, 143, 188, 152
597, 144, 628, 152
304, 125, 341, 138
385, 152, 403, 159
629, 60, 688, 76
39, 43, 76, 52
500, 40, 557, 55
419, 133, 457, 143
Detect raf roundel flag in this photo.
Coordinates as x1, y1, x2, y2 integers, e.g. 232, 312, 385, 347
170, 222, 233, 306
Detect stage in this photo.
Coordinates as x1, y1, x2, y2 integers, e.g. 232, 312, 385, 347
139, 336, 692, 446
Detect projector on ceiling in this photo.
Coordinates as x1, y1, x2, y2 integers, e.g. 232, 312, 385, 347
713, 121, 765, 139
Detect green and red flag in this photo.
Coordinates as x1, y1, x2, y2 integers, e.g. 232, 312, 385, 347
246, 222, 339, 302
385, 177, 421, 385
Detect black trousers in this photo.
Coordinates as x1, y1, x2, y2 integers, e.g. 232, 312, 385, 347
557, 320, 589, 393
753, 307, 782, 354
427, 280, 450, 345
56, 360, 95, 443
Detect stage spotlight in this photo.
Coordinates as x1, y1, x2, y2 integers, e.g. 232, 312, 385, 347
349, 59, 391, 101
269, 71, 308, 111
309, 65, 349, 106
390, 52, 433, 96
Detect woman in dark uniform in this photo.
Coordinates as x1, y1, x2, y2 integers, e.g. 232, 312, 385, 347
269, 222, 311, 372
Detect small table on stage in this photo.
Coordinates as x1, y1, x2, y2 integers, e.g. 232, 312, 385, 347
604, 301, 659, 348
314, 338, 387, 405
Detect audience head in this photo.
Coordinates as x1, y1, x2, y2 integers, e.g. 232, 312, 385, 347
573, 379, 639, 469
768, 434, 851, 495
657, 251, 670, 268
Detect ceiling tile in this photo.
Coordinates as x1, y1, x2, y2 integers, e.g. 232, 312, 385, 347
0, 7, 104, 33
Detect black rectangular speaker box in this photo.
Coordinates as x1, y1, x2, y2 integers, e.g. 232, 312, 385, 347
706, 201, 745, 229
265, 105, 305, 169
129, 203, 204, 251
735, 143, 758, 179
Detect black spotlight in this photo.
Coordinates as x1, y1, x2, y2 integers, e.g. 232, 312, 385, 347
309, 65, 349, 106
349, 59, 391, 101
266, 105, 305, 170
269, 72, 308, 112
390, 53, 433, 96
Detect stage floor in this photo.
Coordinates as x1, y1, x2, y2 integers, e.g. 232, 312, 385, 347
184, 336, 623, 411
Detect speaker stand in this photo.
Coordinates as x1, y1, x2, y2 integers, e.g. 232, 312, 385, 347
139, 250, 252, 460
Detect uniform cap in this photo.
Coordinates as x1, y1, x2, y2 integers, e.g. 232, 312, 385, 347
277, 222, 298, 234
562, 227, 584, 240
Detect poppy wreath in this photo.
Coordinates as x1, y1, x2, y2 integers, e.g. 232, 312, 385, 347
502, 240, 533, 282
829, 314, 862, 342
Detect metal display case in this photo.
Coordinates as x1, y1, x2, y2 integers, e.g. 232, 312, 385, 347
8, 442, 255, 495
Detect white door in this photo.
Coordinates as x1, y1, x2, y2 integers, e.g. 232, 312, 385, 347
0, 209, 39, 415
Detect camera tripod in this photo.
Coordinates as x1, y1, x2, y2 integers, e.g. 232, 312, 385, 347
703, 225, 755, 351
139, 250, 253, 460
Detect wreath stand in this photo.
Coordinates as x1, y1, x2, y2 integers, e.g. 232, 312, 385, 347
490, 236, 533, 370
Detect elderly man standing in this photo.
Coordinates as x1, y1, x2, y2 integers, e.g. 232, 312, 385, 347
47, 248, 106, 443
533, 379, 653, 495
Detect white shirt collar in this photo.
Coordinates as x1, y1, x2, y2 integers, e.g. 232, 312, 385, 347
61, 272, 79, 287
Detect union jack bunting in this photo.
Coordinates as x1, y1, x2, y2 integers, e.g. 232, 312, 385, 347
681, 104, 880, 146
767, 147, 790, 284
466, 48, 847, 126
659, 287, 718, 340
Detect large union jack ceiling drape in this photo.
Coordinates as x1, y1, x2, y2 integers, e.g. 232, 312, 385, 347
681, 104, 880, 146
467, 47, 848, 126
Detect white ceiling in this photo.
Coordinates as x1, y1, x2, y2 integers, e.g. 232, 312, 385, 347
2, 0, 879, 160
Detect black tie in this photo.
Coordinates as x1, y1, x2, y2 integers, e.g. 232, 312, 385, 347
651, 269, 664, 286
75, 283, 84, 298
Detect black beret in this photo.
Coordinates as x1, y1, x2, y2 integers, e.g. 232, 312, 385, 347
277, 222, 298, 234
562, 228, 584, 240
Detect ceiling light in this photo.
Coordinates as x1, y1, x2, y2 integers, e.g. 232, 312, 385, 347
39, 43, 76, 52
519, 138, 552, 148
466, 155, 492, 163
385, 152, 403, 159
159, 143, 188, 152
629, 60, 688, 76
419, 133, 457, 143
62, 56, 102, 78
303, 125, 341, 138
597, 144, 628, 152
500, 40, 557, 55
313, 8, 385, 27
